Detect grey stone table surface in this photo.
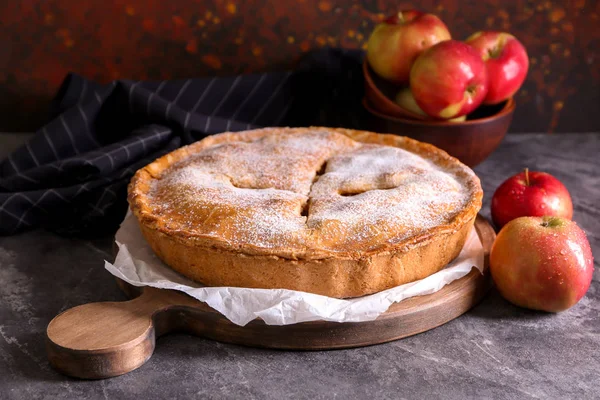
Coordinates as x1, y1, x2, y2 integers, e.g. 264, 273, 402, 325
1, 133, 599, 399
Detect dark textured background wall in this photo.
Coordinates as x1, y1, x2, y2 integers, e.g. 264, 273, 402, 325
1, 0, 598, 132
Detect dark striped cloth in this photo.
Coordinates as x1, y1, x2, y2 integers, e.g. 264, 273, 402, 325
0, 49, 366, 236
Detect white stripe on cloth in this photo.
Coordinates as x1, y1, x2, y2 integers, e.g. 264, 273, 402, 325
210, 75, 241, 117
173, 79, 192, 103
1, 205, 33, 231
0, 192, 61, 231
77, 105, 101, 147
89, 187, 112, 216
79, 79, 88, 103
184, 77, 218, 130
9, 191, 59, 230
122, 144, 131, 159
119, 167, 137, 179
60, 114, 81, 155
230, 74, 266, 120
86, 128, 169, 165
128, 82, 140, 114
77, 104, 89, 125
6, 152, 18, 171
145, 81, 167, 116
183, 112, 191, 130
42, 127, 60, 161
106, 152, 115, 170
165, 79, 192, 120
74, 182, 91, 197
190, 77, 216, 114
251, 71, 292, 124
273, 96, 294, 126
204, 116, 211, 133
25, 142, 40, 166
6, 165, 40, 184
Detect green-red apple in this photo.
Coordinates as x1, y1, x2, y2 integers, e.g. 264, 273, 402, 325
466, 31, 529, 105
410, 40, 489, 119
366, 10, 451, 84
490, 216, 594, 312
395, 87, 427, 116
395, 88, 466, 121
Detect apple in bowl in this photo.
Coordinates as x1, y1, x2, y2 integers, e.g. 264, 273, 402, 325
466, 31, 529, 105
395, 88, 466, 122
366, 10, 451, 84
490, 216, 594, 312
409, 40, 489, 119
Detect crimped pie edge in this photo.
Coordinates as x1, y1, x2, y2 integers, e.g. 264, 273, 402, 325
128, 127, 483, 261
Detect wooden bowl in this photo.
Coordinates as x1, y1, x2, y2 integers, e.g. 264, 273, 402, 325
363, 97, 515, 167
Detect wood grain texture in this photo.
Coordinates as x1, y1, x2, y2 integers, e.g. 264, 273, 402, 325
46, 214, 495, 379
1, 0, 598, 132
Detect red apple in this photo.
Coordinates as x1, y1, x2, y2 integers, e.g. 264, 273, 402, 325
366, 10, 451, 84
490, 216, 594, 312
466, 31, 529, 105
409, 40, 489, 119
491, 169, 573, 229
395, 88, 466, 122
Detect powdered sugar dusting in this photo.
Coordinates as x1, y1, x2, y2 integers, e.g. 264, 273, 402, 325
151, 168, 308, 248
148, 130, 471, 253
168, 130, 357, 195
307, 145, 468, 250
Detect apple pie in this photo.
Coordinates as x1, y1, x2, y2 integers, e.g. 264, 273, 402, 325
128, 127, 482, 298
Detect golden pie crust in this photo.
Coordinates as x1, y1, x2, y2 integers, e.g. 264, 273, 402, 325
128, 127, 482, 298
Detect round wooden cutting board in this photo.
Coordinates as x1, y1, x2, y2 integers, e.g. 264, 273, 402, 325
46, 215, 495, 379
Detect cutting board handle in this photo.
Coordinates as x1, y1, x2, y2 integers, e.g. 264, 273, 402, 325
46, 287, 189, 379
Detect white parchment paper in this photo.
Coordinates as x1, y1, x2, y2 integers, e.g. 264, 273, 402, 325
105, 213, 484, 326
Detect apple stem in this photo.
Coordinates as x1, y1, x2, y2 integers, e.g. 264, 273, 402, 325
524, 167, 530, 186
